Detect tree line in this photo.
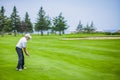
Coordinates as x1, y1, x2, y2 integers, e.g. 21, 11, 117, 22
0, 6, 68, 36
0, 6, 33, 36
0, 6, 96, 36
76, 21, 96, 33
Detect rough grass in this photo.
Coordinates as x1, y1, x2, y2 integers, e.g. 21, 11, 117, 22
0, 34, 120, 80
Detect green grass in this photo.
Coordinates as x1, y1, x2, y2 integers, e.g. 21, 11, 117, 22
0, 34, 120, 80
62, 33, 120, 38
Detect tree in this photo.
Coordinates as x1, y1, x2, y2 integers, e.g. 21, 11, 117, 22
35, 6, 50, 36
83, 22, 96, 33
76, 21, 83, 33
3, 17, 13, 33
11, 6, 21, 36
21, 12, 33, 33
20, 21, 27, 34
90, 21, 96, 32
84, 23, 90, 33
44, 16, 51, 35
53, 13, 68, 35
0, 6, 13, 35
0, 6, 5, 36
35, 6, 46, 35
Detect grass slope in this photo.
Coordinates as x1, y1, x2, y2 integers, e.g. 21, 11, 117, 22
0, 35, 120, 80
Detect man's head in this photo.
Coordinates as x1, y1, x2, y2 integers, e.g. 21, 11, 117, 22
25, 34, 32, 40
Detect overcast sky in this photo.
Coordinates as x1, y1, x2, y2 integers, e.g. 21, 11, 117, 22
0, 0, 120, 32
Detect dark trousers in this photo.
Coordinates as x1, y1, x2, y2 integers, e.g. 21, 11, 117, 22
16, 47, 24, 69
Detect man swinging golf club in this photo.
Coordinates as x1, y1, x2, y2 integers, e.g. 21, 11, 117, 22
16, 34, 32, 71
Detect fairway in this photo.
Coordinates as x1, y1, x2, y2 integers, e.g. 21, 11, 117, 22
0, 35, 120, 80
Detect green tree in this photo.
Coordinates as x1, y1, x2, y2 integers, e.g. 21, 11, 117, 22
76, 21, 83, 33
84, 23, 90, 33
90, 21, 96, 32
35, 6, 50, 36
83, 22, 96, 33
3, 17, 13, 33
53, 13, 68, 35
45, 16, 51, 35
0, 6, 5, 36
23, 12, 33, 33
20, 21, 26, 34
11, 6, 21, 36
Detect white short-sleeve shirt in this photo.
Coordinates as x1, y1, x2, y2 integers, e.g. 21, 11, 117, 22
16, 37, 27, 48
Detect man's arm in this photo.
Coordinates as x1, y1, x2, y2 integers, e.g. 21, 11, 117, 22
23, 47, 29, 56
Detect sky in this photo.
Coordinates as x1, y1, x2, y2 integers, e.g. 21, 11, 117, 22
0, 0, 120, 32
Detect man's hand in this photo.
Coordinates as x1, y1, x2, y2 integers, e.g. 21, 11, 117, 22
23, 47, 29, 56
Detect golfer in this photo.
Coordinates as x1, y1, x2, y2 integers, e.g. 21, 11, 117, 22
16, 34, 32, 71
